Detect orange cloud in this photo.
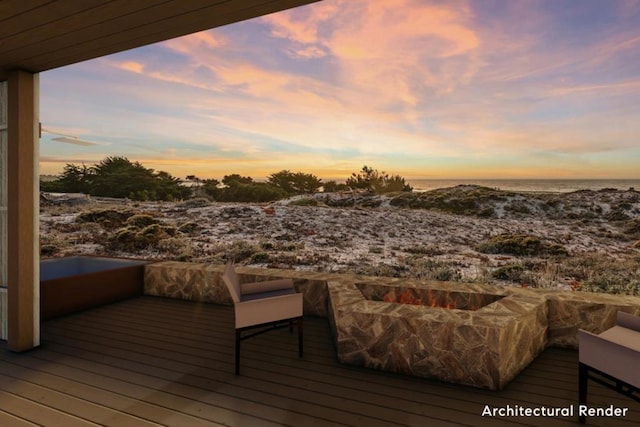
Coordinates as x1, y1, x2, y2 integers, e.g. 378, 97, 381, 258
117, 61, 144, 73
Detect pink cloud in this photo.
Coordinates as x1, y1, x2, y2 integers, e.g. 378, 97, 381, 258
163, 31, 224, 54
78, 0, 639, 178
261, 0, 340, 44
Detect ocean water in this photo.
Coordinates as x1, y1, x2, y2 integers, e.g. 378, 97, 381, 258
407, 179, 640, 193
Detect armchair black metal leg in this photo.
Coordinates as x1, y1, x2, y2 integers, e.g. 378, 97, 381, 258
298, 317, 304, 358
579, 363, 588, 424
235, 329, 241, 375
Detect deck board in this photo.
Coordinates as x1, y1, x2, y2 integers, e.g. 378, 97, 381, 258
1, 296, 639, 426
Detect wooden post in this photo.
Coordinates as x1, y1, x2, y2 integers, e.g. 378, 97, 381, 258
7, 70, 40, 351
0, 81, 7, 340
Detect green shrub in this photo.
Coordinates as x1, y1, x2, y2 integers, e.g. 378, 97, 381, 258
177, 198, 210, 209
492, 264, 526, 281
178, 222, 200, 234
389, 186, 506, 217
289, 197, 319, 206
125, 214, 159, 228
403, 245, 444, 256
76, 209, 135, 228
268, 170, 322, 195
45, 156, 190, 201
558, 254, 640, 295
215, 182, 286, 202
346, 165, 412, 193
323, 180, 351, 192
250, 252, 270, 263
110, 227, 141, 252
351, 263, 405, 277
475, 233, 568, 257
108, 223, 178, 252
406, 258, 462, 281
623, 218, 640, 239
260, 241, 275, 250
223, 240, 262, 263
40, 244, 60, 256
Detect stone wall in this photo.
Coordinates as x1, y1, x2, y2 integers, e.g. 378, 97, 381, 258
144, 261, 640, 349
545, 291, 640, 348
145, 262, 331, 316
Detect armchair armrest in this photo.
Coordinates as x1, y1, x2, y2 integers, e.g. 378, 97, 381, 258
579, 329, 640, 388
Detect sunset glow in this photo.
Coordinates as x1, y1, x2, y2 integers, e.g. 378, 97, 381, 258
39, 0, 640, 180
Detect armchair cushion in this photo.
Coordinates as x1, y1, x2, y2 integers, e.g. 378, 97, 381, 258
223, 262, 295, 302
241, 278, 294, 295
241, 287, 295, 301
598, 326, 640, 352
234, 292, 303, 329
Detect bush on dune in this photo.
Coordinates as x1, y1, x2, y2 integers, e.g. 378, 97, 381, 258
389, 185, 505, 217
76, 209, 135, 229
267, 170, 322, 195
41, 156, 190, 201
475, 233, 568, 257
346, 166, 412, 194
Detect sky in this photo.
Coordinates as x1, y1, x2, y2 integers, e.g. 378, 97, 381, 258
39, 0, 640, 181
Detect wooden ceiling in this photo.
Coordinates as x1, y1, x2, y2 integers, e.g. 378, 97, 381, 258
0, 0, 320, 81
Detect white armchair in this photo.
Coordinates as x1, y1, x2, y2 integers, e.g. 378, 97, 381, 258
221, 262, 303, 374
578, 311, 640, 423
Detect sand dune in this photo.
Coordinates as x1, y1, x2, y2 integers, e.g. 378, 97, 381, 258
40, 185, 640, 295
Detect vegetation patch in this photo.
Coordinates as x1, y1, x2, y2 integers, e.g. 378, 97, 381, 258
76, 209, 135, 229
475, 233, 568, 257
108, 222, 180, 253
221, 240, 262, 263
351, 263, 405, 277
40, 233, 67, 257
346, 166, 412, 193
548, 254, 640, 295
250, 252, 270, 263
41, 156, 191, 201
403, 244, 444, 256
623, 218, 640, 239
177, 198, 210, 209
401, 257, 463, 281
322, 194, 382, 208
492, 264, 525, 281
125, 214, 159, 228
288, 197, 319, 206
178, 222, 200, 234
389, 185, 508, 217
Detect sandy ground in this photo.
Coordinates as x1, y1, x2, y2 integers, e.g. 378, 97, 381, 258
40, 186, 640, 294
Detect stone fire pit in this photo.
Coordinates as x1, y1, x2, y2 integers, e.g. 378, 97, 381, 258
144, 262, 640, 387
328, 281, 548, 390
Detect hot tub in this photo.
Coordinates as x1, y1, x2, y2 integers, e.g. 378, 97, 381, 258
40, 256, 148, 320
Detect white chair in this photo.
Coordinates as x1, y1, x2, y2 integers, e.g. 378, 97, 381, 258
578, 311, 640, 423
221, 262, 303, 374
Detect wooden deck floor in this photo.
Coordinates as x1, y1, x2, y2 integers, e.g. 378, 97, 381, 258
1, 296, 638, 426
